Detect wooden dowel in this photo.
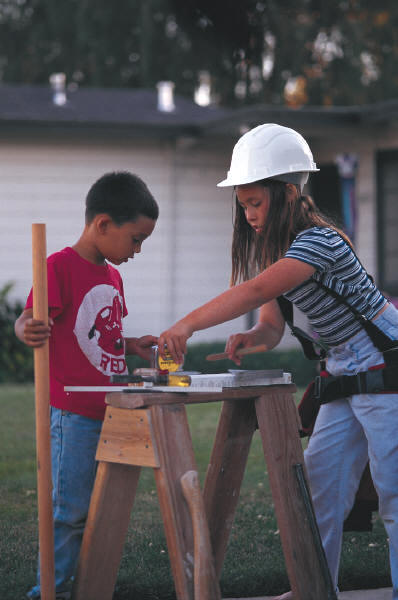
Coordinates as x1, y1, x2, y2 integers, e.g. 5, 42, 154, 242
32, 224, 55, 600
206, 343, 267, 362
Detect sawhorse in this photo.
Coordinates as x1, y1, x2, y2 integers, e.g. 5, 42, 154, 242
72, 385, 335, 600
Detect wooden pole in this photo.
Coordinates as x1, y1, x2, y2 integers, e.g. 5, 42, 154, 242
32, 223, 55, 600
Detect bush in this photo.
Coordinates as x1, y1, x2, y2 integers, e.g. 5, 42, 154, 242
1, 281, 316, 388
0, 283, 33, 382
127, 340, 317, 388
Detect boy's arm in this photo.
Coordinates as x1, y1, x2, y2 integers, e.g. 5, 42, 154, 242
15, 308, 52, 348
125, 335, 158, 361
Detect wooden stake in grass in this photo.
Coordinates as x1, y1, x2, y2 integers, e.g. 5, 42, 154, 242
32, 223, 55, 600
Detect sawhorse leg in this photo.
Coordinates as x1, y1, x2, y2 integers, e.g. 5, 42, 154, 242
72, 403, 221, 600
255, 389, 335, 599
204, 390, 335, 600
72, 461, 141, 599
203, 398, 258, 577
151, 403, 220, 600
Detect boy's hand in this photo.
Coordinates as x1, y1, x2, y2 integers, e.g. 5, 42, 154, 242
126, 335, 158, 361
23, 317, 53, 347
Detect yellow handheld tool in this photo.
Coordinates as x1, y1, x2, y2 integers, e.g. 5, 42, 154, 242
150, 344, 183, 372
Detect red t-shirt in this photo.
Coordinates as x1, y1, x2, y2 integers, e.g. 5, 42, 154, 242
25, 247, 128, 420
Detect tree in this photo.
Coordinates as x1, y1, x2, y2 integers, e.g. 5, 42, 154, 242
0, 0, 397, 107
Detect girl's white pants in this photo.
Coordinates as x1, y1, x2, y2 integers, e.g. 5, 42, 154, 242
305, 303, 398, 599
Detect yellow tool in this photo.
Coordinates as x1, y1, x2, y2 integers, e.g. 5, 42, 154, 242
150, 344, 183, 372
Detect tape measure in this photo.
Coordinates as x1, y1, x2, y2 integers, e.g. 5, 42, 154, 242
150, 345, 183, 373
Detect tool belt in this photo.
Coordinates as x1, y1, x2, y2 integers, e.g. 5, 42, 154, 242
277, 280, 398, 406
315, 363, 398, 404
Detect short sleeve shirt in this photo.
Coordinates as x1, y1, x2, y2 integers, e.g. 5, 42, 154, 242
25, 247, 128, 420
283, 227, 387, 345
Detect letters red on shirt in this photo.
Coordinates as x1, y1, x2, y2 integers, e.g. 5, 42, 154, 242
25, 247, 128, 420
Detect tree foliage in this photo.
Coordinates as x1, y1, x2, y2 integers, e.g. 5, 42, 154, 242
0, 0, 397, 106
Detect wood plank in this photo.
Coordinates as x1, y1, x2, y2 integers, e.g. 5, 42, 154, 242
106, 384, 296, 409
203, 398, 258, 577
255, 390, 333, 600
96, 406, 159, 467
72, 461, 141, 600
150, 404, 200, 600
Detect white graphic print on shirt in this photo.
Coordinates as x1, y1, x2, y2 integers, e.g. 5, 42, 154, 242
73, 284, 128, 375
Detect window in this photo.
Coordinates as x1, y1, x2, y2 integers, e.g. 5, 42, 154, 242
377, 150, 398, 296
309, 163, 343, 227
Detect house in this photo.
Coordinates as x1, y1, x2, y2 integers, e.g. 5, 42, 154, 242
1, 80, 397, 348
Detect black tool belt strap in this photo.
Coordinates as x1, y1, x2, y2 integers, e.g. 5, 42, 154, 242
277, 282, 398, 401
276, 295, 328, 361
315, 281, 398, 354
317, 366, 398, 403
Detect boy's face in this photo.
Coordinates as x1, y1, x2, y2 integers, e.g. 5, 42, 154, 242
98, 215, 156, 265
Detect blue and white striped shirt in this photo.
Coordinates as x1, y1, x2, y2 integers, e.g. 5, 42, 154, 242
284, 227, 387, 346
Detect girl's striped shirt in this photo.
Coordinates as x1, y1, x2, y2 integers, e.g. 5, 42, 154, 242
283, 227, 387, 346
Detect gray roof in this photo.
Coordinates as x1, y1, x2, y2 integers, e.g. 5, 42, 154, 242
0, 83, 396, 136
0, 83, 231, 134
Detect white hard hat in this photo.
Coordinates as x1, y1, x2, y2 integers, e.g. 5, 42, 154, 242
217, 123, 319, 190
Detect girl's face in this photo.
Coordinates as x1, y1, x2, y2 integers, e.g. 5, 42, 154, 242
236, 183, 270, 234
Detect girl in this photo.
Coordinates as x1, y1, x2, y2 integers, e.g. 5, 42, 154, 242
158, 123, 398, 599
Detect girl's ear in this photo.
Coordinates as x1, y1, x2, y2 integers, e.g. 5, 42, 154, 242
286, 183, 300, 200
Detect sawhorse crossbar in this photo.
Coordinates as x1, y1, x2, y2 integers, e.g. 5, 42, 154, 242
72, 385, 335, 600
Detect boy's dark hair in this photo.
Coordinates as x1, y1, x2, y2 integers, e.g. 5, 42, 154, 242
85, 171, 159, 225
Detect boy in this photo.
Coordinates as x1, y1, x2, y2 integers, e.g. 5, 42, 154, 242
15, 171, 159, 599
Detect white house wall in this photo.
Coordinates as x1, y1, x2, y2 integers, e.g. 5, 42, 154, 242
171, 139, 247, 344
0, 131, 246, 346
1, 122, 396, 353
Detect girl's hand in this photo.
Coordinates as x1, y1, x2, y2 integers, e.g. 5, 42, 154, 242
225, 332, 257, 365
158, 321, 193, 364
23, 317, 53, 347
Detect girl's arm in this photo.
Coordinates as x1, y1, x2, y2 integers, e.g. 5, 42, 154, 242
158, 257, 315, 363
224, 299, 285, 365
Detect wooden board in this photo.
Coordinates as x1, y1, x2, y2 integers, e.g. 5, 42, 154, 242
255, 389, 332, 599
72, 461, 141, 600
64, 385, 222, 393
96, 407, 159, 467
104, 384, 297, 409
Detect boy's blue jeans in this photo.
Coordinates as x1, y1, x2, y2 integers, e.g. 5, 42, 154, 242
28, 407, 102, 597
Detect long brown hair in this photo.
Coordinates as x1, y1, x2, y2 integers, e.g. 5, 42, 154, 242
230, 179, 351, 285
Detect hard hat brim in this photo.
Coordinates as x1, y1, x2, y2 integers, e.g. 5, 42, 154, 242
217, 168, 319, 188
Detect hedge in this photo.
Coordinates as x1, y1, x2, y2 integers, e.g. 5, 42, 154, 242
0, 281, 316, 387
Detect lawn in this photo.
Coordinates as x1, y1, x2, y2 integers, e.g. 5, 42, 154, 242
0, 384, 392, 599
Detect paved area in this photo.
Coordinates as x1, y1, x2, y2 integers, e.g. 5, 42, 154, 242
225, 588, 393, 600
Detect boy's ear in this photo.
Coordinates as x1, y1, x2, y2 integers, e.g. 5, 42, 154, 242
94, 214, 113, 234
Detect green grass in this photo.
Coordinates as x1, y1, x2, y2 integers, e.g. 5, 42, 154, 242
0, 384, 391, 599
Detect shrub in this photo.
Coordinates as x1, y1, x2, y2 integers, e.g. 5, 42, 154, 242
0, 283, 33, 382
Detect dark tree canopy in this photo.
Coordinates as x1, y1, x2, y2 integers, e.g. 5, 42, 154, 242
0, 0, 397, 107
